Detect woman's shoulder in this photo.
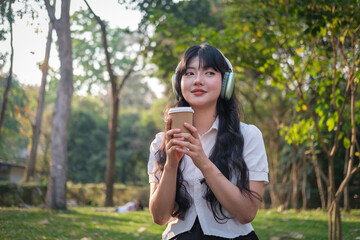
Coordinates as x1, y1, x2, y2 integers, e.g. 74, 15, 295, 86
239, 122, 263, 138
149, 132, 165, 152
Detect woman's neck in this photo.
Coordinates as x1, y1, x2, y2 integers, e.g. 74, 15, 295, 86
192, 106, 217, 135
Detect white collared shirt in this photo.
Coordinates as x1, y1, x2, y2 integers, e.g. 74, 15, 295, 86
148, 117, 269, 240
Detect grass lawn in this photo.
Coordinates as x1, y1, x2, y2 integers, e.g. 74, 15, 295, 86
0, 207, 359, 240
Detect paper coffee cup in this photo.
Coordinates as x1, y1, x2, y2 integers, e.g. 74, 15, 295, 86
168, 107, 194, 133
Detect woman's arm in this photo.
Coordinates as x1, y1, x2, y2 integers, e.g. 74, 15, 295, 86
200, 162, 263, 224
174, 122, 264, 224
149, 119, 184, 226
149, 163, 178, 225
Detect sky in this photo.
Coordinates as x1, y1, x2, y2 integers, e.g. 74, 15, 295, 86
0, 0, 164, 97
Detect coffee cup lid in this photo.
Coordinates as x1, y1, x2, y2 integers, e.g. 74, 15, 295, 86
168, 107, 194, 114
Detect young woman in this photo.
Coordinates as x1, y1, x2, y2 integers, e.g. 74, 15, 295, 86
148, 44, 269, 240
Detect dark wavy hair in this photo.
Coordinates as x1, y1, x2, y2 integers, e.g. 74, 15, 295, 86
154, 44, 260, 222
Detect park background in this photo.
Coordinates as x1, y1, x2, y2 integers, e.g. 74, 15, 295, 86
0, 0, 359, 240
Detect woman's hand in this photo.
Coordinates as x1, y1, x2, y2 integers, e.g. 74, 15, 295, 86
172, 122, 209, 170
150, 118, 186, 226
164, 118, 185, 168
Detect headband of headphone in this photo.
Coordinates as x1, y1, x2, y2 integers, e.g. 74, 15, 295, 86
171, 47, 235, 100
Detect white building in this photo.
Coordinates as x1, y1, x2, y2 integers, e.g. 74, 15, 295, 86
0, 161, 25, 183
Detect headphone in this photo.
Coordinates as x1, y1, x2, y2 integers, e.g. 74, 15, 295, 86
171, 47, 235, 101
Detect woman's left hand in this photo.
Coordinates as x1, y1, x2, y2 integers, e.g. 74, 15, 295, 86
172, 122, 209, 169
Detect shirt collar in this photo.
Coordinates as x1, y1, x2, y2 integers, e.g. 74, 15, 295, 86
211, 115, 219, 131
201, 116, 219, 137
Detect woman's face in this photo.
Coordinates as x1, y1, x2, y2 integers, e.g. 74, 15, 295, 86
180, 56, 222, 110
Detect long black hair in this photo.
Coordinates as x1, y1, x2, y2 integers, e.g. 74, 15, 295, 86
154, 44, 260, 222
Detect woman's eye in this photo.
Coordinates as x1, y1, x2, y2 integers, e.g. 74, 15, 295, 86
206, 71, 215, 76
184, 72, 194, 76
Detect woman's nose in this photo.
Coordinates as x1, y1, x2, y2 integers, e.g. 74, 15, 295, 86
193, 73, 203, 85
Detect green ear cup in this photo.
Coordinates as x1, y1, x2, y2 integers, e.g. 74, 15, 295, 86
172, 73, 179, 100
221, 72, 235, 100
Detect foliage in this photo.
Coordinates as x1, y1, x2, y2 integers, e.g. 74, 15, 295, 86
66, 92, 162, 184
0, 0, 42, 23
0, 181, 47, 207
0, 0, 43, 72
0, 207, 359, 240
0, 79, 29, 162
222, 0, 360, 145
67, 95, 108, 183
122, 0, 226, 87
71, 8, 142, 94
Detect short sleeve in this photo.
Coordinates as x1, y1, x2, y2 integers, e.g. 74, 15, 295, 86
148, 132, 165, 183
241, 124, 269, 183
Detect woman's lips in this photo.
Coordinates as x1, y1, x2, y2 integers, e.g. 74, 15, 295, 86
191, 89, 206, 95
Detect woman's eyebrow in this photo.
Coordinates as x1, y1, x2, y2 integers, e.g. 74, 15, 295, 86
203, 66, 216, 71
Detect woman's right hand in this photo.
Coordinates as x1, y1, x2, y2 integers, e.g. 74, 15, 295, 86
165, 118, 184, 168
149, 118, 183, 225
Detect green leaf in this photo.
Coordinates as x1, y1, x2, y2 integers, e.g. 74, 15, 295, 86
326, 117, 335, 132
343, 137, 351, 149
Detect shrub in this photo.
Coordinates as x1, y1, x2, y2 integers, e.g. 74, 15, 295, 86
0, 182, 149, 208
0, 182, 47, 206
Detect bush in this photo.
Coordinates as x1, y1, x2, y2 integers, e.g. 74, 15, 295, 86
0, 182, 47, 207
66, 182, 149, 207
0, 181, 149, 208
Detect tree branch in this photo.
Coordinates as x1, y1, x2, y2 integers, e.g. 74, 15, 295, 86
60, 0, 71, 21
117, 45, 143, 96
44, 0, 56, 23
84, 0, 118, 97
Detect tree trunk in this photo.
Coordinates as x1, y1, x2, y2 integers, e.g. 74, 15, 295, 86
268, 139, 281, 208
329, 200, 342, 240
45, 0, 73, 209
309, 139, 327, 209
0, 1, 14, 135
301, 166, 307, 209
42, 133, 51, 175
343, 141, 350, 212
279, 159, 291, 208
105, 95, 119, 206
328, 155, 339, 240
290, 158, 299, 209
290, 147, 304, 209
328, 79, 359, 240
25, 20, 53, 182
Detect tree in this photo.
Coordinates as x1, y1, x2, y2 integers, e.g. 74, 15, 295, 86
24, 18, 54, 182
44, 0, 73, 209
0, 0, 14, 135
72, 1, 146, 206
222, 1, 359, 239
